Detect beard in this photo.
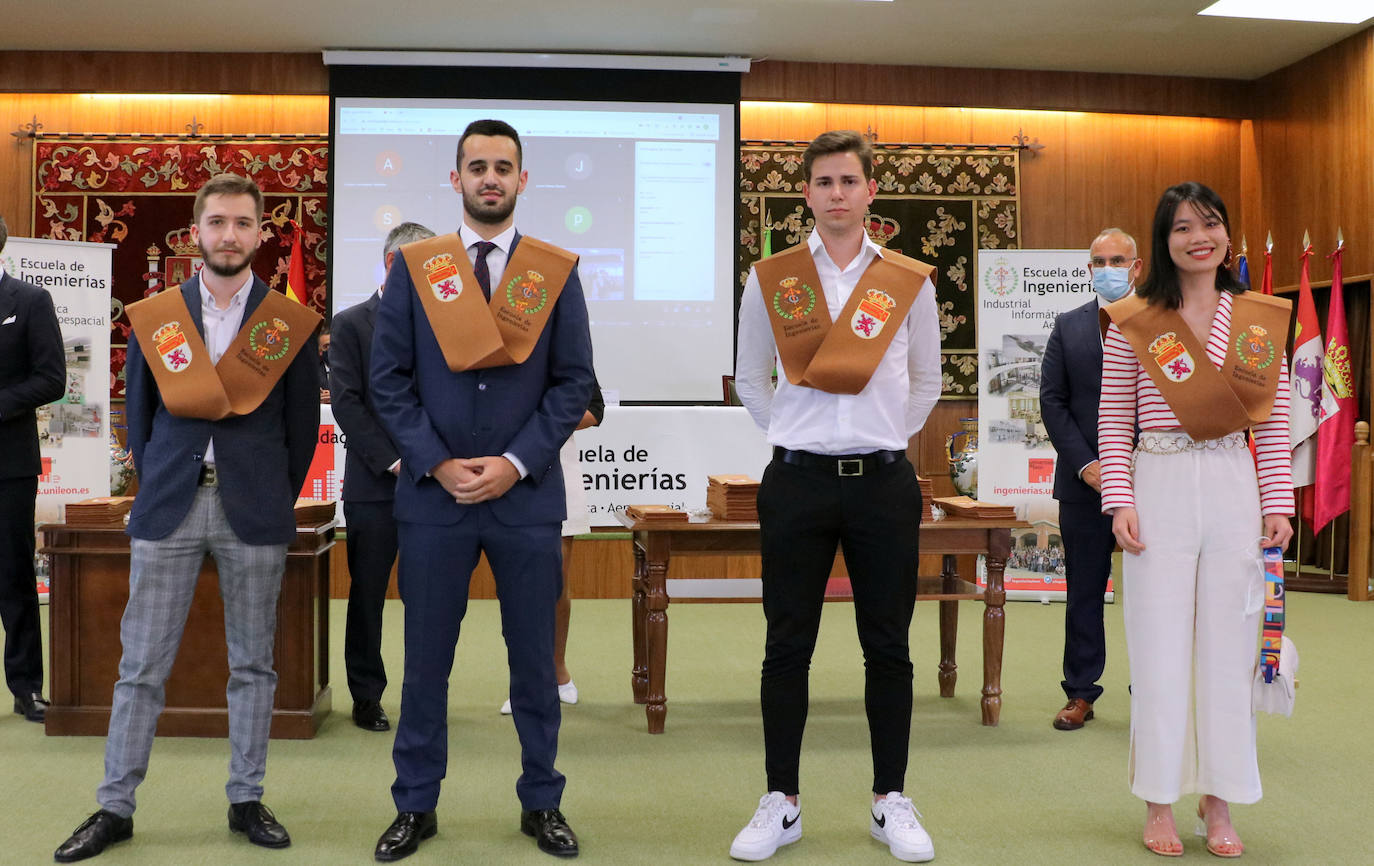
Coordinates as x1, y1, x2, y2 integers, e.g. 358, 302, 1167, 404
462, 185, 517, 225
197, 239, 258, 279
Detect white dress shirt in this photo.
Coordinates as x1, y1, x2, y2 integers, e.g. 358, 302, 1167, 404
735, 231, 942, 454
199, 273, 254, 466
457, 221, 529, 478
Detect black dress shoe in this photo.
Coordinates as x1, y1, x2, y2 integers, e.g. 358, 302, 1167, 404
228, 801, 291, 848
353, 699, 391, 732
14, 692, 49, 723
54, 810, 133, 862
375, 811, 437, 862
520, 808, 579, 857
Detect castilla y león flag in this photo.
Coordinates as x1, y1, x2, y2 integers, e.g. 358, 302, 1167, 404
1312, 245, 1356, 533
1288, 246, 1335, 489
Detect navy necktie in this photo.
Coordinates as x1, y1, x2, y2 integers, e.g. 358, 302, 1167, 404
474, 241, 497, 301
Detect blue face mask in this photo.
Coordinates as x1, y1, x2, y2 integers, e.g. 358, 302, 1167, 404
1092, 266, 1132, 301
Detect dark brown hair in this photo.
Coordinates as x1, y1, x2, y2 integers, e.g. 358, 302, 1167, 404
803, 130, 873, 182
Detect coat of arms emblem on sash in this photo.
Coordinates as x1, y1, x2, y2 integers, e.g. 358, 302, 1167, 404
772, 276, 816, 320
1149, 331, 1194, 382
850, 288, 896, 339
249, 317, 291, 361
424, 253, 462, 302
505, 269, 548, 315
1234, 324, 1276, 370
153, 321, 192, 372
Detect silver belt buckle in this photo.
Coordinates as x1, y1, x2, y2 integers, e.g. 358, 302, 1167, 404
200, 464, 218, 487
837, 458, 864, 477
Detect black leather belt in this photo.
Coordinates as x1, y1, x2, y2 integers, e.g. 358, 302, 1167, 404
773, 446, 904, 477
198, 464, 218, 487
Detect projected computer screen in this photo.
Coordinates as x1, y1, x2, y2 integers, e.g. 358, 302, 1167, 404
331, 97, 738, 402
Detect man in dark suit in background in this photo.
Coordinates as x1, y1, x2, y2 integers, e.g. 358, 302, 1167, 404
54, 174, 319, 861
0, 214, 67, 724
1040, 227, 1140, 731
369, 119, 594, 861
329, 220, 434, 733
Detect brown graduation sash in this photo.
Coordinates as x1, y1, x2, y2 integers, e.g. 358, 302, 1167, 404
404, 233, 577, 372
753, 243, 932, 394
1104, 291, 1292, 440
126, 287, 322, 420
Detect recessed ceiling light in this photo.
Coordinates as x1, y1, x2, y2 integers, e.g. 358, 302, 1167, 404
1198, 0, 1374, 24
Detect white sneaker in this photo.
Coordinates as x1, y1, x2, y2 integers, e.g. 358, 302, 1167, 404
870, 792, 934, 862
730, 791, 801, 861
500, 680, 578, 715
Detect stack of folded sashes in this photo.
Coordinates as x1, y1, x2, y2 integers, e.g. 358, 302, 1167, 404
625, 504, 689, 523
64, 496, 134, 527
706, 474, 760, 521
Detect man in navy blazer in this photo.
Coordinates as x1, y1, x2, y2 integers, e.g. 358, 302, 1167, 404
56, 175, 318, 863
1040, 228, 1140, 732
370, 120, 593, 861
0, 215, 67, 724
329, 221, 435, 733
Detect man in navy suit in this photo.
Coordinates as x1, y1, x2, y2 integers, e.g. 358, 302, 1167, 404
55, 175, 319, 862
1040, 228, 1140, 731
329, 220, 434, 733
0, 215, 66, 724
369, 120, 594, 861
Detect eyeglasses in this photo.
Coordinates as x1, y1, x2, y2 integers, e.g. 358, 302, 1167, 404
1090, 256, 1137, 267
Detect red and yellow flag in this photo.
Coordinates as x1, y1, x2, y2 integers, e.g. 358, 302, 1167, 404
285, 220, 307, 305
1312, 243, 1355, 533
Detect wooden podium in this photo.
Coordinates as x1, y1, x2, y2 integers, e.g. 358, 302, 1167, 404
41, 519, 335, 739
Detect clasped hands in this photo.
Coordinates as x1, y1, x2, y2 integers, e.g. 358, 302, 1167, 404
431, 456, 519, 505
1111, 507, 1293, 555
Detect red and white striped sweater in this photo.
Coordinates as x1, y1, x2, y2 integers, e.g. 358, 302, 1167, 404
1098, 290, 1295, 516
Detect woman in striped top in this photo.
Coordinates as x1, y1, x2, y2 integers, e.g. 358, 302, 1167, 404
1098, 182, 1293, 859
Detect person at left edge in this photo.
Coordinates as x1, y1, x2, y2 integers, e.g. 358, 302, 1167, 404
370, 119, 593, 861
330, 220, 436, 732
54, 174, 320, 862
0, 213, 66, 725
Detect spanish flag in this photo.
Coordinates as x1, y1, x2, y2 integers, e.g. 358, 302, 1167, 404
285, 220, 307, 305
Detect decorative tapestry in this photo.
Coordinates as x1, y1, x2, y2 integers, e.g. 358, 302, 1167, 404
739, 143, 1020, 397
32, 136, 329, 400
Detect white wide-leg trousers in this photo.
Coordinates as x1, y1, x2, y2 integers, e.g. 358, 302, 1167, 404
1122, 431, 1265, 805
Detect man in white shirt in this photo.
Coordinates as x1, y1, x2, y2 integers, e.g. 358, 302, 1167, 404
731, 130, 941, 863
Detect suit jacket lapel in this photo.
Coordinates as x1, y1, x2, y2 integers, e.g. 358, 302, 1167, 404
0, 274, 18, 323
182, 278, 206, 339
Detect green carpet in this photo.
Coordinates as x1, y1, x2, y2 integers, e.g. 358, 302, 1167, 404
3, 588, 1369, 864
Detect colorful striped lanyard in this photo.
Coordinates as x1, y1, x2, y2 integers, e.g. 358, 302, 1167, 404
1259, 546, 1285, 683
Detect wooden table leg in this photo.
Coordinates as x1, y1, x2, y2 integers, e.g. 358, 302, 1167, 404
937, 554, 958, 698
643, 533, 671, 733
630, 536, 648, 705
981, 529, 1009, 726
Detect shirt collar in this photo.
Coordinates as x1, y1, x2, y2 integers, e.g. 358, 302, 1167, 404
459, 223, 516, 255
807, 228, 883, 270
1095, 289, 1134, 309
199, 271, 254, 313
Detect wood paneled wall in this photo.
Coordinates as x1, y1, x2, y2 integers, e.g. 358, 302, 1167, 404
742, 60, 1252, 119
1250, 30, 1374, 289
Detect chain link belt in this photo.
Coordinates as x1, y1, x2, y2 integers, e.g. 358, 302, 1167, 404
1132, 431, 1247, 469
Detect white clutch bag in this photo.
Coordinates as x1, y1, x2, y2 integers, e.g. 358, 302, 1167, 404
1252, 634, 1298, 716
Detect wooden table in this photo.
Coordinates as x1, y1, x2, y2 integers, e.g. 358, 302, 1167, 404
616, 512, 1021, 734
41, 520, 335, 739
